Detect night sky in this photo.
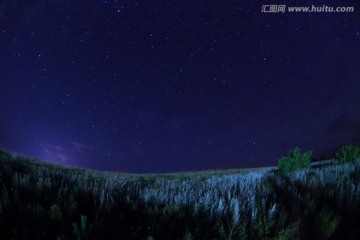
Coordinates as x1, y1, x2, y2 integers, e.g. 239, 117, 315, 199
1, 0, 360, 173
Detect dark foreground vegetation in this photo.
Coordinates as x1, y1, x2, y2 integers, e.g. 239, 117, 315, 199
1, 145, 360, 240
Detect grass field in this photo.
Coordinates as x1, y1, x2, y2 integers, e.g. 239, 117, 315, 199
0, 148, 360, 239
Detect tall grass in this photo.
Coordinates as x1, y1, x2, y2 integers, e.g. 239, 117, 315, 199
1, 148, 360, 239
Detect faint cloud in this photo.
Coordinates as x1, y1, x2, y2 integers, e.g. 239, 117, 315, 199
71, 141, 93, 153
41, 142, 63, 151
41, 147, 72, 164
55, 145, 62, 151
56, 153, 70, 163
43, 148, 50, 154
38, 141, 73, 164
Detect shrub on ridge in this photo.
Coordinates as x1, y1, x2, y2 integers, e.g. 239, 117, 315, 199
278, 147, 312, 174
335, 144, 360, 164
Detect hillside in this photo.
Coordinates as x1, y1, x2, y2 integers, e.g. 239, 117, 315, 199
1, 148, 360, 239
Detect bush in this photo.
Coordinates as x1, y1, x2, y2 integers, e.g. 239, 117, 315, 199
275, 221, 300, 240
72, 215, 88, 239
49, 204, 63, 222
335, 144, 360, 164
278, 147, 312, 174
183, 230, 194, 240
315, 209, 339, 239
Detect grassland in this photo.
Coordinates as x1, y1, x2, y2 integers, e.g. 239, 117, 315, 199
0, 148, 360, 239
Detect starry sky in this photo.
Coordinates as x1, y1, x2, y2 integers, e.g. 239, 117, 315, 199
1, 0, 360, 173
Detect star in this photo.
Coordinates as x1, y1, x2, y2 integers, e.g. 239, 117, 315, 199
0, 0, 359, 173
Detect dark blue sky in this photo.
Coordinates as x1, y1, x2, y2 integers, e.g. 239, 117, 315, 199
1, 0, 360, 173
